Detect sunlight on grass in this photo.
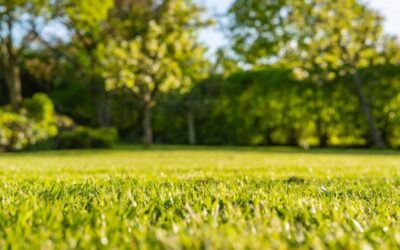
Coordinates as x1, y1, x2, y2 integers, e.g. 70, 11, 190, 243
0, 146, 399, 249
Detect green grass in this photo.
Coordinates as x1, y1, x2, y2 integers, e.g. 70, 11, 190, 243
0, 146, 400, 249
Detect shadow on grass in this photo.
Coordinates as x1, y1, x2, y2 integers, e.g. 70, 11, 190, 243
116, 144, 400, 155
4, 143, 397, 157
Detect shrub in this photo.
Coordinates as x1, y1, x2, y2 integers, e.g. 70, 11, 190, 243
0, 93, 58, 151
21, 93, 54, 122
57, 127, 118, 149
55, 114, 75, 131
0, 111, 32, 151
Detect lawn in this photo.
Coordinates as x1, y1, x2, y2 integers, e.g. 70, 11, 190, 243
0, 146, 400, 249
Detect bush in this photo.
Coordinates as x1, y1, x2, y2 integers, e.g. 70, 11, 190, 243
57, 127, 118, 149
0, 93, 58, 151
0, 111, 32, 151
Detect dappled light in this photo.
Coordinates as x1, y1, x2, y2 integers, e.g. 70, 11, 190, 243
1, 0, 400, 249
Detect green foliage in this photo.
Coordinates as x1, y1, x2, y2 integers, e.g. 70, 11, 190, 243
0, 147, 400, 248
0, 110, 32, 151
101, 21, 183, 95
98, 0, 210, 145
50, 81, 98, 126
62, 0, 113, 32
0, 93, 58, 151
228, 0, 400, 148
149, 69, 373, 147
2, 0, 400, 149
0, 0, 51, 26
229, 0, 398, 69
58, 0, 114, 72
57, 126, 118, 149
101, 0, 209, 97
41, 65, 400, 148
21, 93, 55, 122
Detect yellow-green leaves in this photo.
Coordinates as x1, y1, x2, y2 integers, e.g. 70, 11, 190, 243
229, 0, 398, 76
101, 26, 181, 95
63, 0, 113, 31
100, 0, 209, 100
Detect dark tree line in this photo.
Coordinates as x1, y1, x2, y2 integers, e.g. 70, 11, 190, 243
1, 0, 400, 149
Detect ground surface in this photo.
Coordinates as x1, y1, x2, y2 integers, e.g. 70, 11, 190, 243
0, 146, 399, 249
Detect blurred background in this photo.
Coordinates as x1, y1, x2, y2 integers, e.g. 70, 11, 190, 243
1, 0, 400, 151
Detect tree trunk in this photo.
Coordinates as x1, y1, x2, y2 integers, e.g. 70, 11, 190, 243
187, 109, 196, 145
88, 75, 111, 128
352, 71, 386, 148
316, 116, 328, 147
319, 133, 328, 148
103, 93, 112, 127
142, 103, 153, 146
287, 128, 298, 147
96, 88, 112, 128
5, 63, 22, 111
3, 18, 23, 111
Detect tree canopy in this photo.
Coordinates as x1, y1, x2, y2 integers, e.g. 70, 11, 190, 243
1, 0, 400, 149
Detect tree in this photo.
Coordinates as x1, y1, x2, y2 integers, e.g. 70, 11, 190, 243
100, 0, 209, 146
65, 0, 114, 128
48, 0, 114, 127
0, 0, 50, 110
213, 48, 241, 77
229, 0, 400, 148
